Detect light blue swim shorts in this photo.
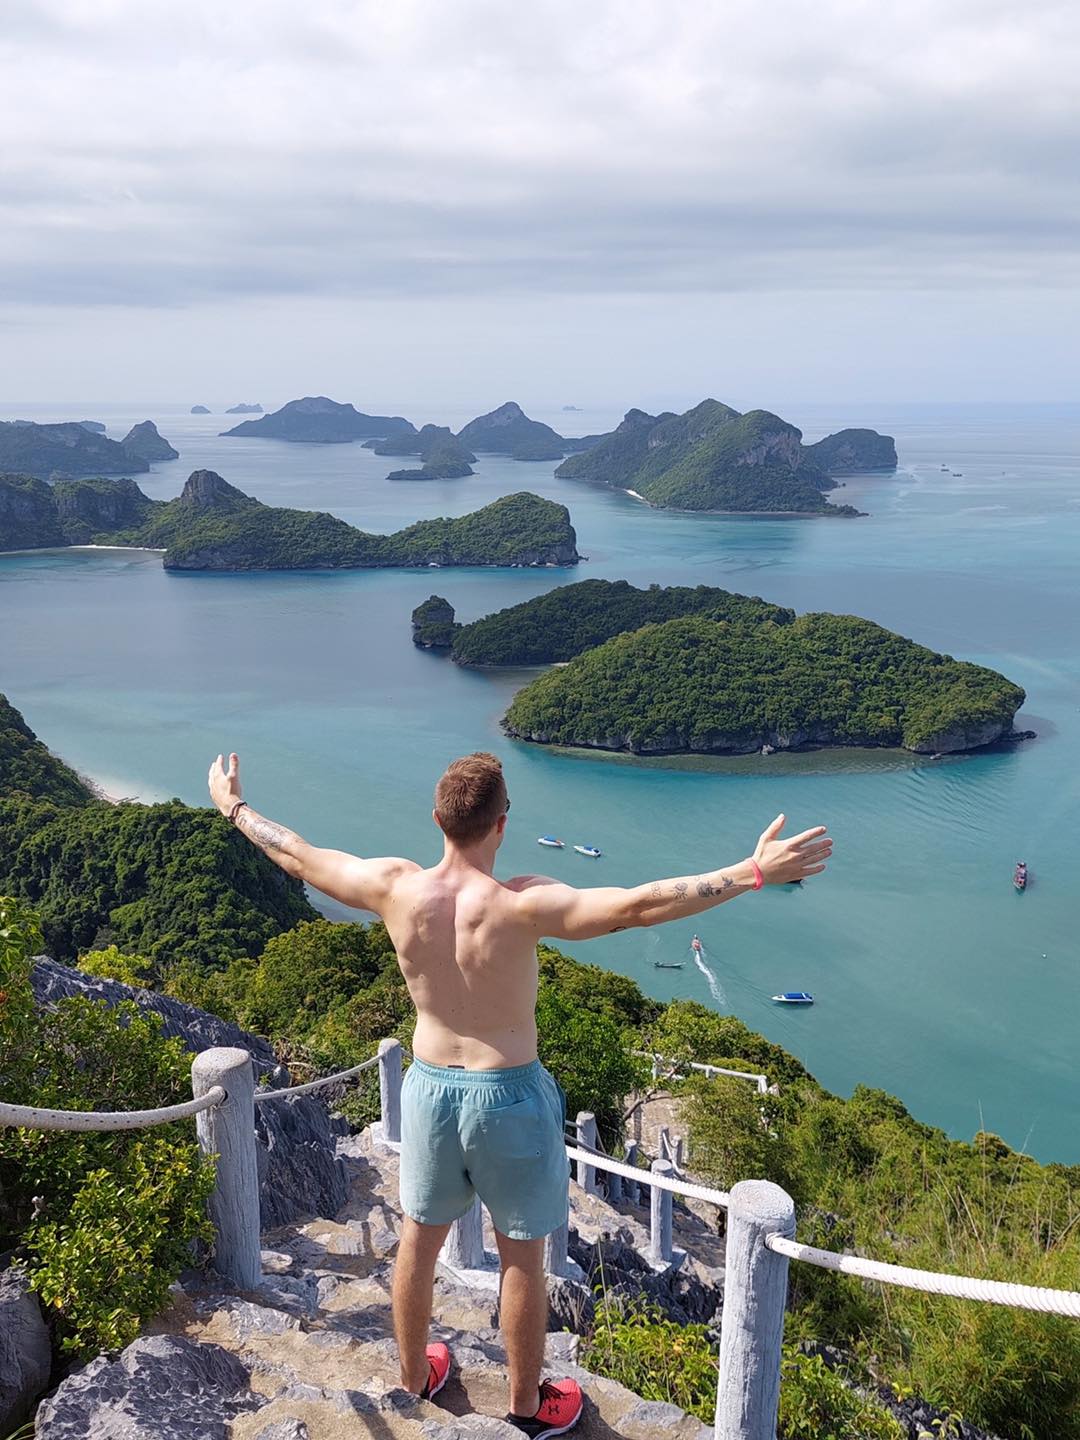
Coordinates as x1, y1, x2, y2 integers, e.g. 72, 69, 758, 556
399, 1056, 570, 1240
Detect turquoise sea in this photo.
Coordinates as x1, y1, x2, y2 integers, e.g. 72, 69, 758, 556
2, 401, 1078, 1161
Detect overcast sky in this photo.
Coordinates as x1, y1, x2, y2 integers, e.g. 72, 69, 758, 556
1, 0, 1077, 406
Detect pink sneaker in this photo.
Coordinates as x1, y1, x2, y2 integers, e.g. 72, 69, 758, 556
420, 1342, 452, 1399
506, 1378, 584, 1439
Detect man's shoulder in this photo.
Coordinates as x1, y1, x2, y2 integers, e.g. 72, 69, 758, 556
501, 872, 563, 895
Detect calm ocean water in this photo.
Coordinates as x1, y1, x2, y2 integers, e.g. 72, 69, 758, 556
2, 400, 1078, 1161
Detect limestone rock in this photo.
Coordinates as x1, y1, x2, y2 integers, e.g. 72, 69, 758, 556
34, 1334, 263, 1439
0, 1265, 51, 1432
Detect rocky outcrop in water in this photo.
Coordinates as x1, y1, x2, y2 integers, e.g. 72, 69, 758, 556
411, 595, 457, 648
456, 402, 566, 460
226, 403, 263, 414
804, 427, 898, 473
122, 420, 180, 463
191, 405, 211, 414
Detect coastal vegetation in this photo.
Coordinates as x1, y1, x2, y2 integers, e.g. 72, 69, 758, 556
503, 612, 1025, 755
437, 579, 794, 666
0, 471, 579, 570
220, 395, 413, 442
120, 420, 179, 463
555, 399, 894, 513
411, 594, 457, 648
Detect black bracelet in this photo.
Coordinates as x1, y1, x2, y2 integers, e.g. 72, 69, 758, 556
228, 800, 249, 824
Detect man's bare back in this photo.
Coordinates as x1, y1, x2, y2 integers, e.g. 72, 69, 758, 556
208, 750, 831, 1070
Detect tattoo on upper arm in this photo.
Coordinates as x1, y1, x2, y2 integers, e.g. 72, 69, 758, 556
238, 812, 289, 852
650, 882, 662, 900
672, 881, 689, 902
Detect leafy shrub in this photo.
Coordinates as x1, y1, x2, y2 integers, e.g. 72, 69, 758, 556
778, 1350, 904, 1439
0, 897, 216, 1357
78, 944, 154, 987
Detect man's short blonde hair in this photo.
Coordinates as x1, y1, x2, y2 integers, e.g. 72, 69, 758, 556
434, 752, 508, 843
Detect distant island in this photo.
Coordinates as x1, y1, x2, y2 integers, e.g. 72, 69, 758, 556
121, 420, 179, 463
413, 579, 793, 663
0, 470, 579, 571
225, 402, 263, 414
0, 421, 149, 479
554, 400, 896, 514
369, 423, 477, 480
502, 610, 1023, 756
77, 420, 107, 434
456, 401, 570, 460
221, 396, 413, 443
190, 405, 211, 415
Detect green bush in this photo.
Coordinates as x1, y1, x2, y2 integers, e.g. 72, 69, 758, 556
78, 944, 154, 987
778, 1351, 904, 1440
0, 896, 216, 1358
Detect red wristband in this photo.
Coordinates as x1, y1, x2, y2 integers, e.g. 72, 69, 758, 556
749, 858, 764, 890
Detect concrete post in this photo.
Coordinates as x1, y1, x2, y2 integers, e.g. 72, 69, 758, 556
659, 1124, 671, 1163
674, 1134, 685, 1169
378, 1038, 402, 1144
714, 1180, 796, 1440
544, 1218, 570, 1276
607, 1160, 623, 1203
623, 1141, 640, 1205
648, 1158, 673, 1264
192, 1047, 261, 1290
444, 1196, 485, 1269
575, 1111, 598, 1194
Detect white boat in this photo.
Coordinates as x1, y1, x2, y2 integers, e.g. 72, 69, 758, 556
771, 991, 814, 1005
574, 844, 602, 858
537, 836, 565, 848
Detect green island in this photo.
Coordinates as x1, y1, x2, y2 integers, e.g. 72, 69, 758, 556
413, 579, 793, 664
0, 470, 580, 570
456, 400, 570, 459
1, 692, 1076, 1437
555, 399, 896, 514
220, 395, 414, 443
0, 420, 150, 479
502, 610, 1025, 755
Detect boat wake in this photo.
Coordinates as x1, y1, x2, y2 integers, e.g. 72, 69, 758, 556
692, 944, 727, 1007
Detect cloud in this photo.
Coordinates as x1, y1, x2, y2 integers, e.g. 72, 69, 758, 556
1, 0, 1078, 308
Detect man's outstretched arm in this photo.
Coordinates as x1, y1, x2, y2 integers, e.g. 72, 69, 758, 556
208, 753, 414, 912
513, 814, 832, 941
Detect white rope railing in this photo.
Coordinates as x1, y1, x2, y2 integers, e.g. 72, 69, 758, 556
565, 1142, 730, 1208
633, 1049, 769, 1094
766, 1233, 1080, 1318
0, 1088, 225, 1133
254, 1053, 380, 1103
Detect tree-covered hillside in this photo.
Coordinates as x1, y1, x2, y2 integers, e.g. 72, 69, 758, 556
0, 695, 316, 965
503, 613, 1025, 755
0, 471, 579, 570
555, 400, 890, 514
446, 579, 794, 666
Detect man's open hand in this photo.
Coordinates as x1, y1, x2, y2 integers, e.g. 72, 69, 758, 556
753, 814, 831, 884
208, 752, 243, 818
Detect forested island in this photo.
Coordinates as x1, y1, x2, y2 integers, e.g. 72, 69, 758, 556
503, 611, 1025, 755
0, 470, 579, 570
412, 579, 793, 663
369, 423, 477, 479
221, 395, 414, 443
0, 420, 150, 479
555, 400, 896, 514
456, 400, 566, 458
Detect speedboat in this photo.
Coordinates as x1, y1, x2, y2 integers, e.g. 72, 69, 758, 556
537, 836, 565, 848
654, 961, 684, 969
1014, 861, 1028, 892
691, 934, 702, 953
772, 991, 814, 1005
574, 844, 602, 858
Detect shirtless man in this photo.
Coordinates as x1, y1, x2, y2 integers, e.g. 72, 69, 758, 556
209, 750, 831, 1438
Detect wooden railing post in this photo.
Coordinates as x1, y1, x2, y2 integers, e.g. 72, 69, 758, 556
192, 1047, 261, 1290
444, 1196, 485, 1269
575, 1111, 598, 1194
648, 1158, 673, 1264
714, 1180, 795, 1440
378, 1038, 403, 1144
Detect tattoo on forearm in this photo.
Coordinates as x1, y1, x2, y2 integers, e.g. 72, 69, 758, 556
237, 811, 290, 853
696, 874, 734, 897
672, 880, 689, 902
651, 882, 663, 900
